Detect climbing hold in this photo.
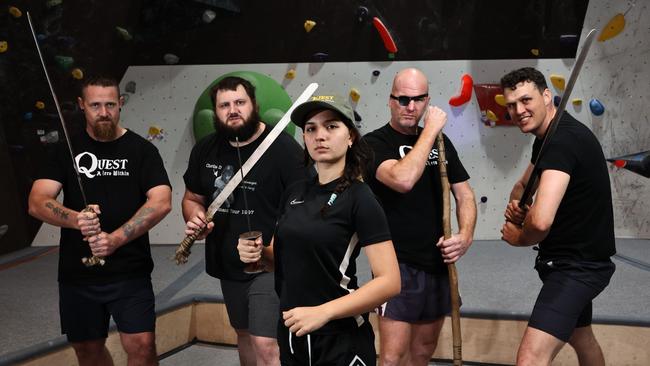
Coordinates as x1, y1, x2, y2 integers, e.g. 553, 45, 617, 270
23, 112, 33, 120
163, 53, 179, 64
550, 74, 565, 91
607, 151, 650, 178
598, 13, 625, 42
559, 34, 578, 45
125, 81, 136, 93
589, 98, 605, 116
54, 55, 74, 71
304, 20, 316, 33
115, 26, 133, 41
530, 48, 540, 56
9, 6, 22, 18
202, 10, 216, 23
40, 131, 59, 144
0, 41, 7, 53
572, 98, 582, 105
312, 52, 328, 62
449, 74, 473, 107
372, 70, 380, 77
486, 110, 498, 122
35, 101, 45, 110
372, 17, 398, 53
356, 6, 369, 23
147, 126, 165, 141
71, 68, 84, 80
350, 88, 361, 102
480, 196, 488, 203
553, 95, 561, 107
37, 34, 47, 41
494, 94, 506, 107
504, 112, 511, 121
285, 69, 296, 79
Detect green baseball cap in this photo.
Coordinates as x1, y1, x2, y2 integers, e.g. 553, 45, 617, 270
291, 94, 355, 129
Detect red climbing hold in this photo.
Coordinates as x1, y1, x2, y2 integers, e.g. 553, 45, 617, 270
372, 17, 398, 53
449, 74, 473, 107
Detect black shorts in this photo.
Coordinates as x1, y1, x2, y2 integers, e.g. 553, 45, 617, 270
277, 321, 376, 366
528, 258, 615, 342
376, 262, 452, 323
221, 271, 279, 338
59, 277, 156, 342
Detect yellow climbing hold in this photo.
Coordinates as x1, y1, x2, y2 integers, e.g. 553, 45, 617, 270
71, 68, 84, 80
486, 109, 498, 122
285, 69, 296, 79
35, 101, 45, 110
9, 6, 22, 18
550, 74, 565, 91
350, 88, 361, 102
0, 41, 7, 53
304, 20, 316, 33
531, 49, 540, 56
598, 13, 625, 42
572, 98, 583, 105
148, 126, 163, 136
495, 94, 506, 107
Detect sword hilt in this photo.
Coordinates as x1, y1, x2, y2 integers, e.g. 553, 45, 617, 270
80, 206, 106, 267
174, 216, 213, 265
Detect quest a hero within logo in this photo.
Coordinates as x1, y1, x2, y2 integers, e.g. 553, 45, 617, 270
75, 152, 129, 178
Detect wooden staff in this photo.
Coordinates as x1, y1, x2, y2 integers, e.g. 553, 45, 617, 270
436, 132, 462, 366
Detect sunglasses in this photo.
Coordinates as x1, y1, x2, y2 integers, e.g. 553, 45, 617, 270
390, 93, 429, 106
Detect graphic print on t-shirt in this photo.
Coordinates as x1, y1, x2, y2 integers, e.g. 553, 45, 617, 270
75, 151, 129, 178
210, 163, 235, 207
398, 145, 445, 166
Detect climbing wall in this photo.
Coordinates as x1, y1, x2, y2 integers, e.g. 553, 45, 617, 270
31, 0, 650, 244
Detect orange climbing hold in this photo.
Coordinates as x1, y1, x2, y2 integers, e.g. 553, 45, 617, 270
598, 13, 625, 42
449, 74, 473, 107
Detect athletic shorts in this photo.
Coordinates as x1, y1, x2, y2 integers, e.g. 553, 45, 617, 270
221, 271, 279, 338
277, 320, 376, 366
376, 262, 453, 323
59, 277, 155, 342
528, 257, 615, 342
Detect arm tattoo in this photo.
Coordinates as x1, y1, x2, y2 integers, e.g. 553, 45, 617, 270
122, 207, 155, 239
45, 201, 69, 221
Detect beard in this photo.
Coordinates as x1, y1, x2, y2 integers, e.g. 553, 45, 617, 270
214, 109, 261, 142
92, 119, 117, 140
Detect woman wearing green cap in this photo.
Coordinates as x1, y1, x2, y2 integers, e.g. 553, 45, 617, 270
238, 95, 400, 365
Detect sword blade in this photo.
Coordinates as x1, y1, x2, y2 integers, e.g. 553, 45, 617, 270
27, 12, 88, 206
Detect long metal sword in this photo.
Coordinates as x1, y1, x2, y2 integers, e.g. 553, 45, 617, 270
174, 82, 319, 264
27, 12, 105, 266
519, 28, 597, 207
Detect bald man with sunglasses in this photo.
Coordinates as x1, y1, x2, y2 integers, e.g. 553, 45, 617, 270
363, 68, 477, 366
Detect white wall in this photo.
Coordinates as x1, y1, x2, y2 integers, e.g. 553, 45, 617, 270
32, 0, 649, 245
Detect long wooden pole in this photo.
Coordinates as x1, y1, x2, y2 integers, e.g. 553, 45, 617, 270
436, 133, 462, 365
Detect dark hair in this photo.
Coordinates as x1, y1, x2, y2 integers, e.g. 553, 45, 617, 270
500, 67, 548, 93
302, 110, 371, 216
210, 76, 257, 108
80, 76, 120, 97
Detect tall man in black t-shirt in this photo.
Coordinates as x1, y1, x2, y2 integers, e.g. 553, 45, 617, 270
28, 76, 172, 366
500, 67, 616, 366
363, 68, 477, 366
182, 77, 307, 366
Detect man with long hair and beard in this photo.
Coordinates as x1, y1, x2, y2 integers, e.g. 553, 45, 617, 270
182, 76, 309, 365
29, 76, 172, 365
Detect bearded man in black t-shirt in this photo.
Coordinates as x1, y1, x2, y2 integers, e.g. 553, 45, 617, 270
500, 67, 616, 366
182, 76, 307, 366
29, 76, 172, 366
363, 68, 477, 366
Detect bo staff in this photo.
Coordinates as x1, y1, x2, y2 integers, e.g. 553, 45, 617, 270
27, 12, 104, 266
436, 133, 462, 366
519, 29, 596, 208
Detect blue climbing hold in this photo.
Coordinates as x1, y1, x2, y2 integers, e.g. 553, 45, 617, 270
23, 112, 33, 120
589, 98, 605, 116
553, 95, 561, 107
480, 196, 488, 203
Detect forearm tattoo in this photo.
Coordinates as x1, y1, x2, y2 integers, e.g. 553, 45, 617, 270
45, 201, 69, 220
122, 207, 155, 239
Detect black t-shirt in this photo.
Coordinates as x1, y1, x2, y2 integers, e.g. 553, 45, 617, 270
275, 177, 391, 334
363, 123, 470, 273
37, 129, 171, 285
531, 113, 616, 261
183, 124, 308, 281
